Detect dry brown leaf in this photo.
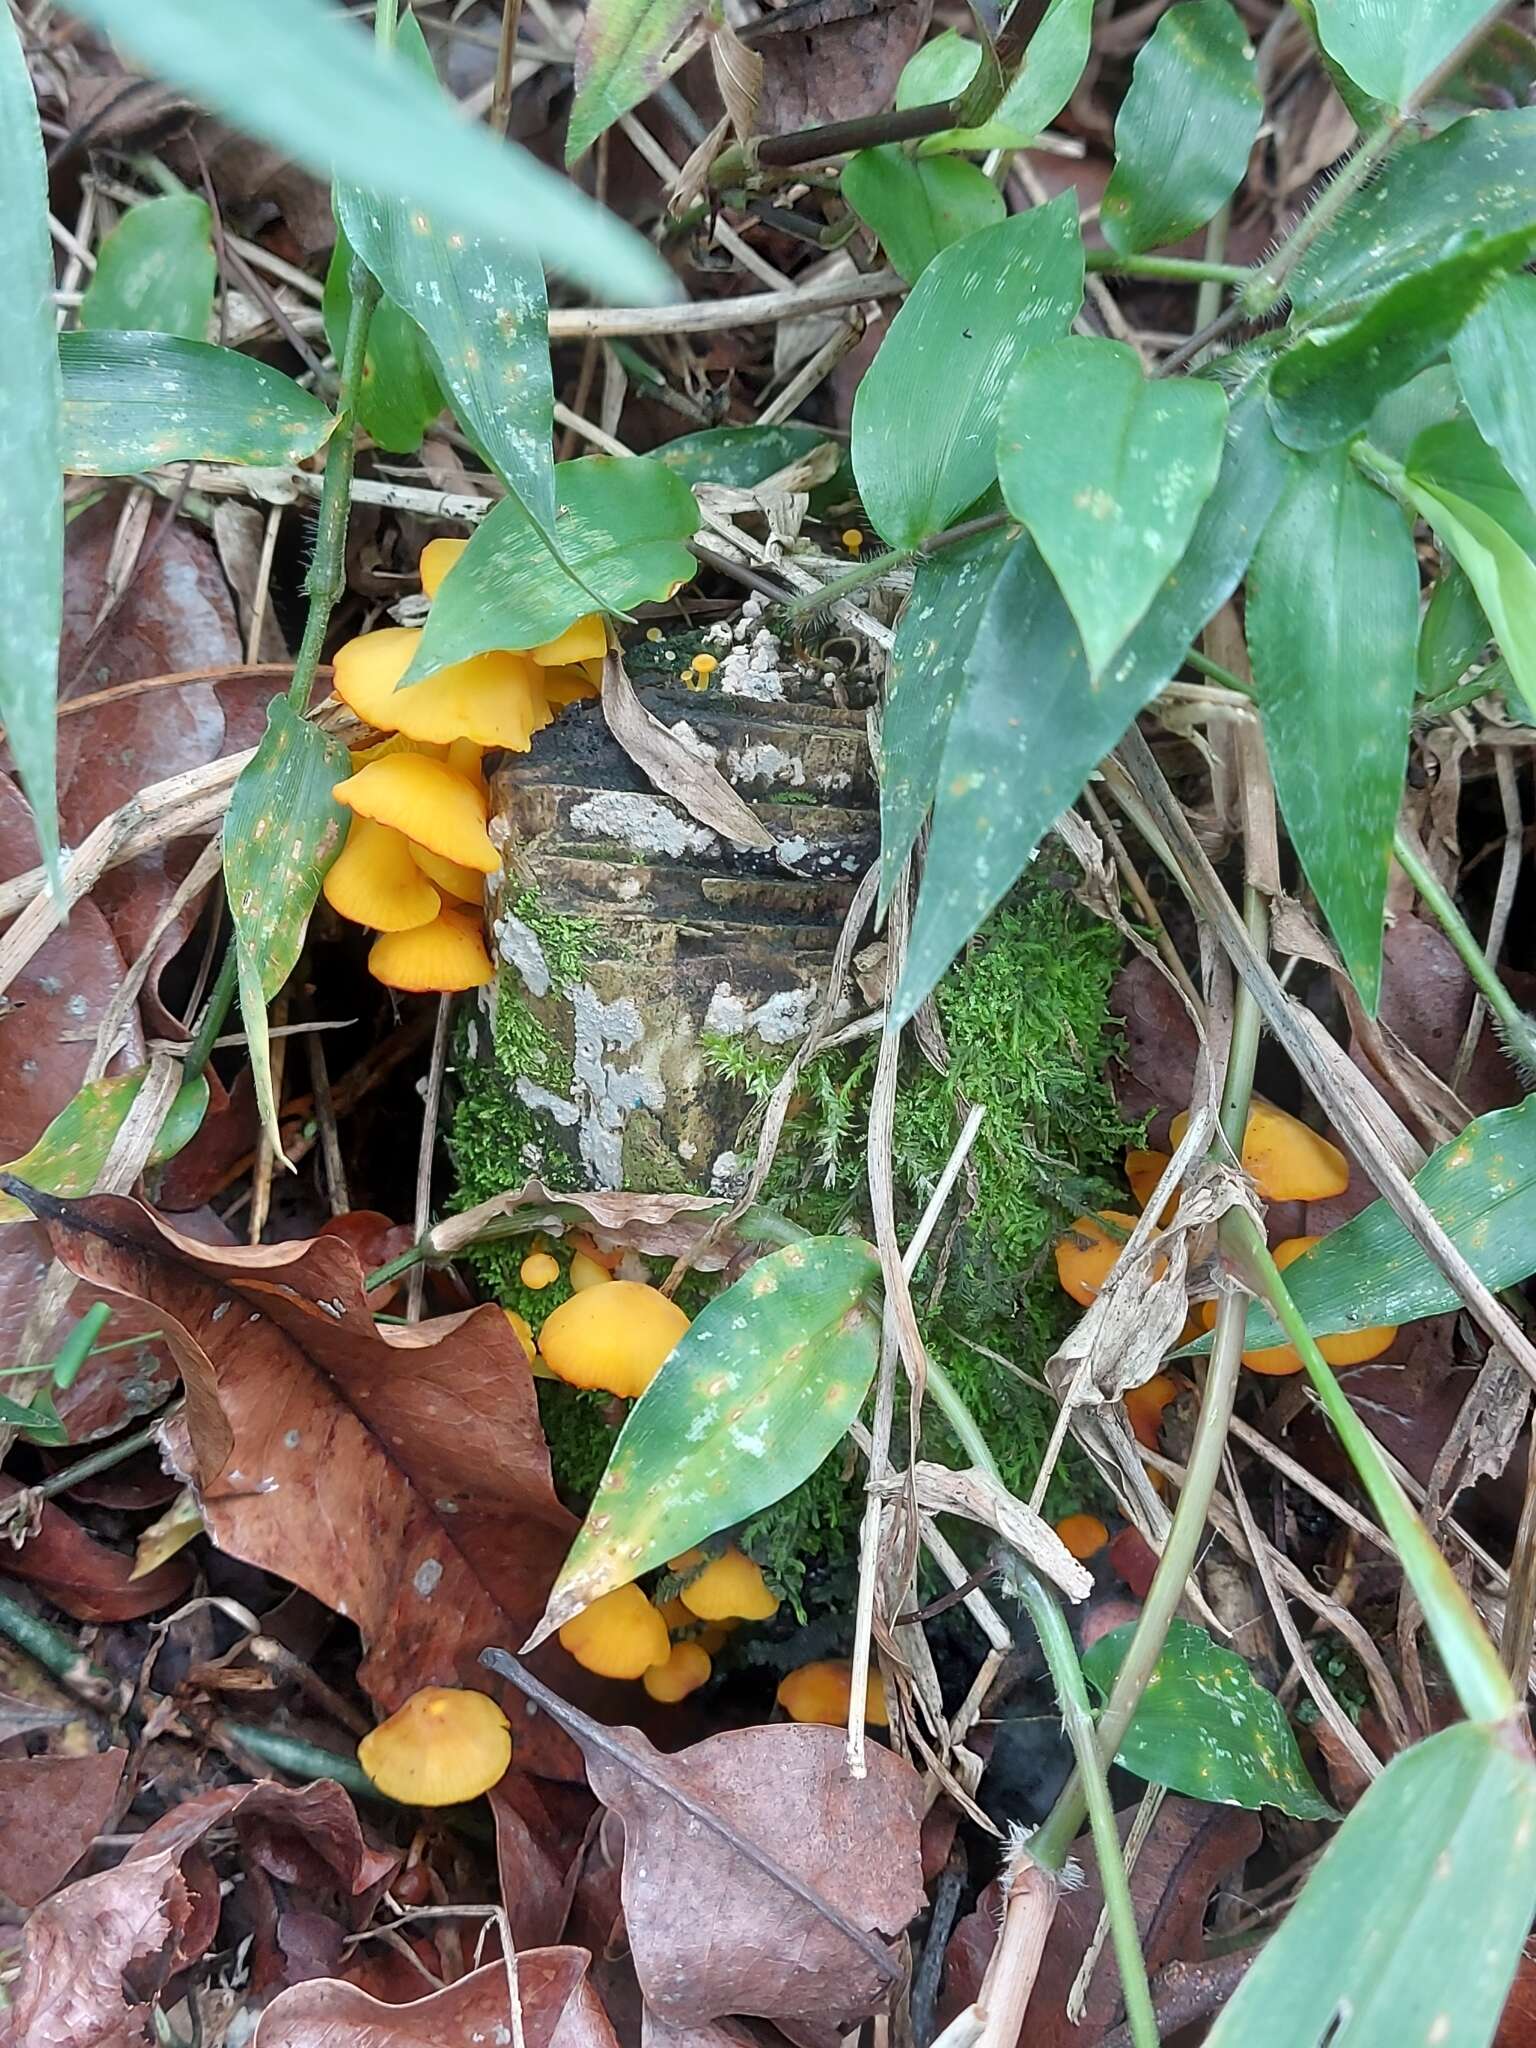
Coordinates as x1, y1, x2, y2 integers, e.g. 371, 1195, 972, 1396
600, 652, 774, 852
430, 1181, 736, 1268
755, 0, 932, 132
905, 1465, 1091, 1603
23, 1191, 579, 1735
0, 1475, 194, 1620
257, 1947, 620, 2048
0, 1748, 126, 1908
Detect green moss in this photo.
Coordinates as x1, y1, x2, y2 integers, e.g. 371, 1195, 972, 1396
502, 889, 599, 993
539, 1382, 619, 1509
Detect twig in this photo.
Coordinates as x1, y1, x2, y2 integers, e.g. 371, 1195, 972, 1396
549, 269, 902, 338
1394, 820, 1536, 1082
407, 995, 452, 1322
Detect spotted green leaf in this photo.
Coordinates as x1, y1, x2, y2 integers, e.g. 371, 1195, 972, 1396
0, 4, 62, 886
406, 455, 699, 681
0, 1068, 209, 1225
323, 226, 442, 458
1417, 562, 1489, 698
1291, 110, 1536, 321
1451, 272, 1536, 514
1084, 1620, 1335, 1820
337, 12, 555, 530
1205, 1723, 1536, 2048
567, 0, 706, 163
60, 0, 670, 303
852, 196, 1083, 550
1270, 226, 1536, 451
1311, 0, 1493, 111
1403, 420, 1536, 718
902, 0, 1095, 155
1100, 0, 1261, 256
879, 521, 1014, 907
60, 332, 335, 474
1248, 444, 1417, 1012
997, 337, 1227, 675
1218, 1094, 1536, 1355
843, 147, 1005, 284
223, 702, 351, 1159
529, 1237, 882, 1641
655, 423, 833, 491
893, 386, 1287, 1024
79, 193, 215, 341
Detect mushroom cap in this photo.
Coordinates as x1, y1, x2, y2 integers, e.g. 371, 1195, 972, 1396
408, 841, 485, 905
324, 816, 441, 932
368, 908, 494, 992
538, 1280, 690, 1397
1169, 1103, 1349, 1203
334, 627, 550, 751
643, 1640, 712, 1703
334, 753, 499, 873
568, 1251, 611, 1292
1205, 1235, 1397, 1375
503, 1307, 536, 1357
777, 1660, 888, 1728
420, 537, 468, 599
1124, 1372, 1178, 1448
1124, 1149, 1175, 1224
678, 1546, 779, 1623
1054, 1512, 1109, 1561
558, 1582, 671, 1679
539, 663, 602, 706
532, 614, 606, 666
1054, 1211, 1143, 1308
520, 1251, 560, 1290
357, 1686, 511, 1805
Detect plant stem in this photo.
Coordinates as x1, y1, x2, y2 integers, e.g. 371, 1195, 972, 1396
1224, 1210, 1515, 1725
923, 1357, 1155, 2048
1391, 827, 1536, 1080
1085, 250, 1250, 288
25, 1402, 182, 1505
1032, 886, 1268, 1867
1416, 657, 1509, 723
0, 1587, 117, 1705
181, 942, 240, 1086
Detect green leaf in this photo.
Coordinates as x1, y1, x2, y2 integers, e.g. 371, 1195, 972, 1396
1367, 362, 1463, 465
878, 523, 1015, 902
1100, 0, 1261, 255
1226, 1094, 1536, 1353
1270, 228, 1536, 451
0, 4, 62, 885
1247, 445, 1416, 1011
60, 332, 335, 474
842, 148, 1005, 284
654, 423, 842, 494
852, 197, 1083, 550
567, 0, 705, 163
1417, 562, 1489, 697
1404, 420, 1536, 717
79, 194, 216, 341
532, 1237, 882, 1639
222, 702, 351, 1158
1083, 1620, 1336, 1820
894, 386, 1287, 1024
901, 0, 1095, 155
998, 339, 1227, 676
323, 223, 443, 455
62, 0, 670, 304
1311, 0, 1493, 112
336, 12, 555, 528
0, 1391, 66, 1446
1205, 1722, 1536, 2048
406, 456, 699, 680
0, 1068, 210, 1225
1451, 271, 1536, 512
1291, 110, 1536, 320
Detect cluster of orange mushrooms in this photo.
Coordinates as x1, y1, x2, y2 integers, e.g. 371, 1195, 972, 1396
322, 539, 604, 992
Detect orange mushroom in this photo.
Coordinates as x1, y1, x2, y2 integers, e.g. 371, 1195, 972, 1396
323, 816, 441, 932
333, 627, 551, 752
1054, 1211, 1155, 1307
1124, 1372, 1178, 1449
368, 908, 493, 992
520, 1251, 560, 1290
1125, 1149, 1176, 1224
538, 1280, 690, 1397
1201, 1236, 1397, 1376
357, 1687, 511, 1805
1169, 1103, 1349, 1203
643, 1640, 712, 1703
558, 1583, 670, 1679
1055, 1512, 1110, 1561
531, 614, 606, 666
568, 1251, 611, 1292
420, 537, 468, 599
777, 1660, 889, 1728
333, 753, 499, 874
676, 1546, 779, 1623
408, 841, 486, 905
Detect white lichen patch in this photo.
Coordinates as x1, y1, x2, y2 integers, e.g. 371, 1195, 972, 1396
569, 791, 719, 861
704, 981, 814, 1045
569, 982, 666, 1187
494, 911, 552, 997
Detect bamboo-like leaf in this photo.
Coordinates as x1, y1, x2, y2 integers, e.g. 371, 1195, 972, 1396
1099, 0, 1261, 255
0, 1069, 209, 1226
61, 0, 671, 302
337, 12, 556, 527
529, 1237, 882, 1642
222, 703, 351, 1159
842, 148, 1005, 283
78, 193, 216, 341
0, 5, 62, 885
1311, 0, 1494, 112
1205, 1722, 1536, 2048
406, 456, 699, 681
852, 197, 1083, 549
323, 223, 444, 456
997, 336, 1228, 675
1248, 445, 1418, 1011
61, 332, 335, 474
1450, 271, 1536, 512
1083, 1620, 1335, 1821
567, 0, 706, 162
1417, 562, 1489, 698
900, 1, 1095, 155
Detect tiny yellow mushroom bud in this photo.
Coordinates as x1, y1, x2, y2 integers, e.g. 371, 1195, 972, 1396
568, 1250, 612, 1292
520, 1251, 560, 1290
841, 528, 864, 554
358, 1686, 511, 1805
643, 1640, 712, 1702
